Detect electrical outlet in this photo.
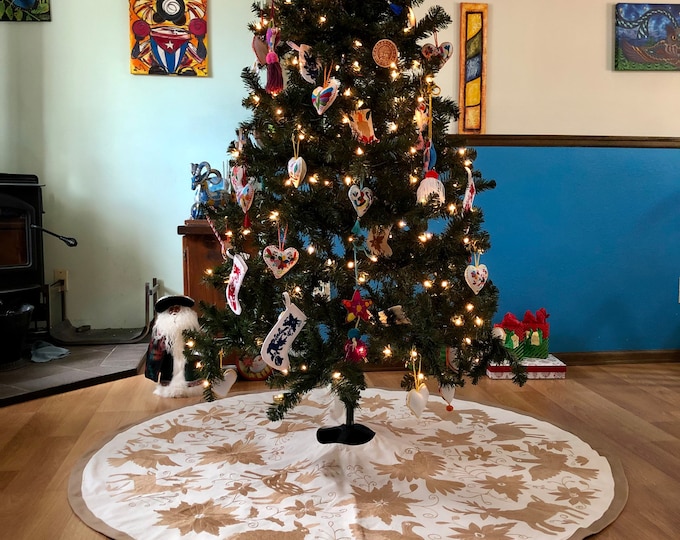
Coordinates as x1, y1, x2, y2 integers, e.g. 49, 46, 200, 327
54, 269, 69, 291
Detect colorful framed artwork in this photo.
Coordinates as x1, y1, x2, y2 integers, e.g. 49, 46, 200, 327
0, 0, 50, 22
458, 3, 487, 135
615, 3, 680, 70
129, 0, 209, 76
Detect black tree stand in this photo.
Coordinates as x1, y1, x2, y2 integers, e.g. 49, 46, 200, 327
316, 402, 375, 445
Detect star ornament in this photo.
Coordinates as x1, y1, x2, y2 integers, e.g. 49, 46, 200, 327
342, 289, 373, 323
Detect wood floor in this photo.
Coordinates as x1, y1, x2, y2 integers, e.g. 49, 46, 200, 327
1, 363, 679, 539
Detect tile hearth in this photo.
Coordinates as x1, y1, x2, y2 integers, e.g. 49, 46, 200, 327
0, 343, 147, 407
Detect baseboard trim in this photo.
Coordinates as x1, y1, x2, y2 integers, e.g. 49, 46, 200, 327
554, 349, 680, 366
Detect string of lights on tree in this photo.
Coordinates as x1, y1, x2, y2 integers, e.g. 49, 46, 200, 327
185, 0, 525, 427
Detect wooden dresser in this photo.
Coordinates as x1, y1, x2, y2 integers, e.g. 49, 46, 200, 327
177, 219, 226, 311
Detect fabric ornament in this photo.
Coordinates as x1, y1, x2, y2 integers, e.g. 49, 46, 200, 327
342, 289, 373, 323
406, 384, 429, 418
438, 384, 456, 412
225, 251, 248, 315
262, 223, 299, 279
344, 328, 368, 363
287, 133, 307, 187
349, 109, 379, 144
414, 100, 430, 135
421, 36, 454, 68
287, 157, 307, 188
312, 66, 340, 115
368, 225, 392, 257
212, 368, 238, 399
372, 39, 399, 68
423, 139, 437, 172
230, 165, 246, 193
265, 26, 283, 95
417, 170, 445, 205
465, 252, 488, 295
263, 245, 299, 279
378, 305, 411, 326
260, 292, 307, 371
348, 184, 373, 217
236, 180, 255, 214
286, 41, 320, 84
251, 35, 268, 66
463, 166, 476, 212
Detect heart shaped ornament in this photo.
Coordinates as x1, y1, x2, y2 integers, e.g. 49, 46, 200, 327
464, 263, 488, 295
436, 42, 454, 66
348, 184, 373, 217
406, 386, 429, 418
287, 156, 307, 188
421, 41, 454, 67
236, 180, 255, 213
230, 165, 246, 193
213, 369, 238, 399
312, 78, 340, 115
263, 245, 299, 279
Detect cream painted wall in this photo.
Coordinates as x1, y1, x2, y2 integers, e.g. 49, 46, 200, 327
0, 1, 676, 329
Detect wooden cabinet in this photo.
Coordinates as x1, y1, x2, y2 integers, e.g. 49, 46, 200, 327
178, 220, 226, 311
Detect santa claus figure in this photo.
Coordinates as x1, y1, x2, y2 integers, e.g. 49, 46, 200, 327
144, 295, 204, 398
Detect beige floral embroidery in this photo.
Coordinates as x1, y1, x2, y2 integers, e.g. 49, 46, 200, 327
476, 474, 528, 502
198, 431, 266, 467
462, 446, 494, 461
420, 428, 475, 447
550, 485, 598, 506
283, 498, 320, 518
448, 522, 515, 539
521, 444, 599, 481
373, 451, 465, 494
154, 499, 240, 536
108, 447, 180, 469
188, 406, 234, 424
348, 481, 419, 525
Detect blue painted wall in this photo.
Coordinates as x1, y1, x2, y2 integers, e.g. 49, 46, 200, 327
472, 147, 680, 353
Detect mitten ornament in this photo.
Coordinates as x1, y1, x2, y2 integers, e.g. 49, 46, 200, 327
261, 292, 307, 371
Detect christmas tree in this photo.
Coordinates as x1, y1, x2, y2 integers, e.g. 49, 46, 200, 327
189, 0, 525, 443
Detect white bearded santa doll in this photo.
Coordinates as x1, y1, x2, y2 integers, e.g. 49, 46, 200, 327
144, 295, 205, 398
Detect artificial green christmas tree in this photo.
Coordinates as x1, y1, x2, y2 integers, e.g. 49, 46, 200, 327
189, 0, 525, 444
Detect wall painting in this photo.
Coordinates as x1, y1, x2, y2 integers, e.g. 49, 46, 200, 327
130, 0, 209, 76
458, 3, 487, 135
615, 3, 680, 70
0, 0, 50, 22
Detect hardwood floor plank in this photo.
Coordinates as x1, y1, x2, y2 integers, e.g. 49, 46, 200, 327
1, 364, 679, 539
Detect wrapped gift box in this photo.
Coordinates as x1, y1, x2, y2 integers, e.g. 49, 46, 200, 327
494, 308, 550, 359
487, 354, 566, 380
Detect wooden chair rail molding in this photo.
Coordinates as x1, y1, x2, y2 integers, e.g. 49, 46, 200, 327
454, 134, 680, 149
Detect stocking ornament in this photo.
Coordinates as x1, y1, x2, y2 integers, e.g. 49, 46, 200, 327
465, 252, 488, 295
226, 251, 248, 315
261, 292, 307, 371
463, 166, 476, 212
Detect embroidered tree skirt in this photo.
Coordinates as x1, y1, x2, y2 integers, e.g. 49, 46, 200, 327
69, 388, 627, 539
